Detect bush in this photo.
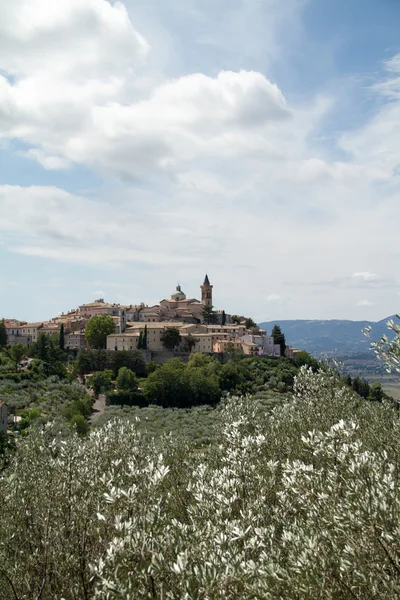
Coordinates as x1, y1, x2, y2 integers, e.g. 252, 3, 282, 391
116, 367, 139, 392
107, 390, 148, 407
69, 414, 90, 436
2, 367, 400, 598
88, 370, 114, 396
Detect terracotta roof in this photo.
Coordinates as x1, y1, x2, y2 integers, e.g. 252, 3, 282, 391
21, 322, 43, 328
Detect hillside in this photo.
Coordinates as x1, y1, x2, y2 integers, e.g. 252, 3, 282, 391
259, 315, 397, 355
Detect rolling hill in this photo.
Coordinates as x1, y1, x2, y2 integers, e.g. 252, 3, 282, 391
258, 315, 398, 356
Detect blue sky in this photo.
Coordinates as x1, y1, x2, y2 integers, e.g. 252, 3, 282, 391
1, 0, 400, 323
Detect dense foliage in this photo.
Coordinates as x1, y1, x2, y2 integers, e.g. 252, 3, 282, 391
0, 319, 7, 349
271, 324, 286, 356
1, 366, 400, 598
160, 327, 182, 350
85, 315, 116, 349
76, 349, 146, 378
141, 353, 301, 408
0, 376, 92, 433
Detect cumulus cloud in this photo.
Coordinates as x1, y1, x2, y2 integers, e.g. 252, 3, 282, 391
0, 0, 149, 78
357, 300, 375, 307
0, 0, 400, 320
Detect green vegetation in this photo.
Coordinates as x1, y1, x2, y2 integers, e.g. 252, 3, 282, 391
88, 369, 114, 396
59, 322, 65, 351
0, 319, 7, 349
202, 304, 218, 324
116, 366, 139, 391
85, 314, 115, 348
0, 329, 93, 435
140, 353, 301, 408
160, 326, 182, 350
2, 364, 400, 598
0, 376, 92, 432
28, 333, 68, 378
76, 349, 146, 378
137, 325, 148, 349
245, 317, 256, 329
271, 324, 286, 356
8, 343, 26, 371
1, 320, 400, 598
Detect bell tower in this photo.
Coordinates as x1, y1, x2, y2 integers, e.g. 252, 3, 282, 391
201, 274, 213, 307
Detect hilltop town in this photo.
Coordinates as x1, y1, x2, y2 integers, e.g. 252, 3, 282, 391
3, 275, 286, 358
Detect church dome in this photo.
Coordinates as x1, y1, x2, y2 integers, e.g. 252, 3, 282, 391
171, 284, 186, 300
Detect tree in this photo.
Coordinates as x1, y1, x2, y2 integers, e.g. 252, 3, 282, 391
293, 351, 320, 371
143, 358, 189, 407
183, 367, 221, 405
69, 414, 90, 436
116, 367, 139, 392
36, 333, 49, 362
245, 318, 256, 329
225, 342, 243, 361
365, 316, 400, 377
76, 351, 93, 380
202, 304, 218, 325
368, 382, 384, 403
137, 332, 143, 350
88, 370, 114, 397
29, 333, 66, 378
0, 319, 7, 349
160, 327, 182, 351
221, 310, 226, 326
85, 315, 115, 349
271, 325, 286, 357
10, 343, 26, 372
108, 350, 146, 378
59, 324, 65, 351
142, 325, 148, 350
231, 315, 241, 325
182, 334, 198, 353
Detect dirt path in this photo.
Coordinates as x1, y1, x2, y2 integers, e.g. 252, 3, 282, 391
89, 395, 106, 423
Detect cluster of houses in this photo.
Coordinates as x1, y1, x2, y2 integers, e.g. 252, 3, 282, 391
3, 275, 290, 358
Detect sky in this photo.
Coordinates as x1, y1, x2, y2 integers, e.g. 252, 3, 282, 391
0, 0, 400, 323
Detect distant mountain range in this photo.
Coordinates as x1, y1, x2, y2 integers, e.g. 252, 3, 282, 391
258, 316, 398, 356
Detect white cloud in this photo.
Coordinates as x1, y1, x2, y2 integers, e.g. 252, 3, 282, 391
0, 0, 400, 320
352, 272, 378, 282
265, 294, 281, 302
0, 0, 149, 78
357, 300, 375, 307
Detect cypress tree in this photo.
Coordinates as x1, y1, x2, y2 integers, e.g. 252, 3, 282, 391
37, 333, 49, 362
59, 323, 65, 351
0, 319, 7, 349
271, 325, 286, 357
221, 310, 226, 326
138, 332, 143, 350
142, 325, 148, 350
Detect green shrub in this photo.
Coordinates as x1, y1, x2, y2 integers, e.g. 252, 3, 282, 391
69, 414, 90, 436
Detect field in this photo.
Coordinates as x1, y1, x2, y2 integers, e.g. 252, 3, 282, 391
379, 375, 400, 401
